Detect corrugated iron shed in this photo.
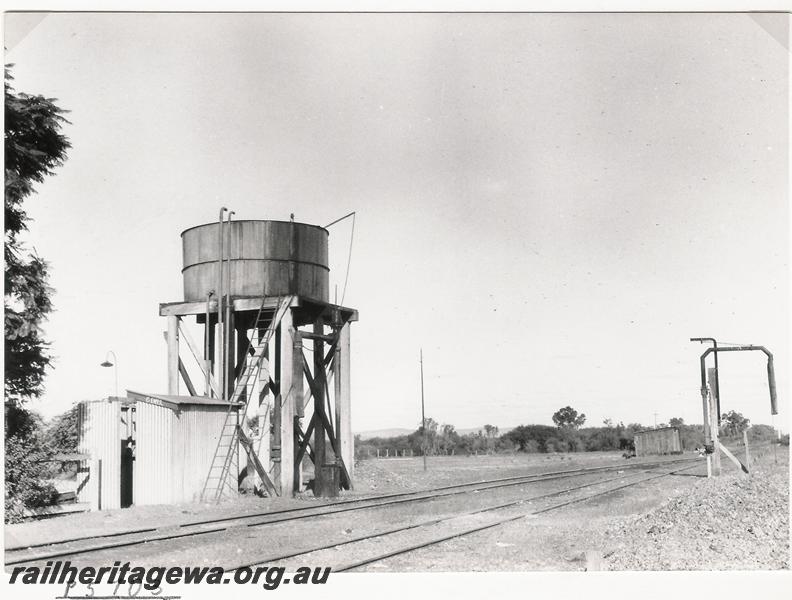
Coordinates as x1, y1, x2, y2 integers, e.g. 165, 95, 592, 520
77, 398, 121, 509
77, 392, 240, 509
128, 391, 240, 506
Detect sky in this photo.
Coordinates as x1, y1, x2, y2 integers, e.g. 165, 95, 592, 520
4, 12, 789, 434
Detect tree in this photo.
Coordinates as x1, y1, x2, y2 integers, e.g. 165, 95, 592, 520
720, 410, 750, 437
4, 66, 70, 521
745, 424, 775, 443
5, 65, 70, 407
44, 404, 81, 453
483, 424, 499, 438
505, 425, 557, 452
552, 406, 586, 429
438, 423, 459, 455
669, 417, 684, 428
416, 417, 439, 455
460, 431, 486, 455
583, 425, 620, 451
482, 424, 499, 453
5, 404, 57, 522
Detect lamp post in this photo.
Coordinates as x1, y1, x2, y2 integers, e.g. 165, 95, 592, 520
100, 351, 118, 398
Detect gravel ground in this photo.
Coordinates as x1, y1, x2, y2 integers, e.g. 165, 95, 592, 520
4, 494, 319, 550
4, 452, 690, 552
11, 450, 780, 573
605, 450, 789, 570
6, 469, 629, 570
351, 467, 706, 571
345, 448, 789, 572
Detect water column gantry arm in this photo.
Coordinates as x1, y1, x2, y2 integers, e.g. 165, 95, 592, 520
698, 345, 779, 432
691, 337, 720, 418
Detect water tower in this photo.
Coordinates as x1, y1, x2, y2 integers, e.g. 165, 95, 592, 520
159, 213, 358, 499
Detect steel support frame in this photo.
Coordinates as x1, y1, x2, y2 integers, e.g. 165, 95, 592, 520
163, 296, 356, 498
293, 311, 353, 495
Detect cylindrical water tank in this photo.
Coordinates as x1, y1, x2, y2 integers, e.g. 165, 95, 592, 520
181, 220, 329, 302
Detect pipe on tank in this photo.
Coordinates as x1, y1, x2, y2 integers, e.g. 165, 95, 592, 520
217, 207, 227, 402
225, 211, 235, 403
205, 290, 214, 397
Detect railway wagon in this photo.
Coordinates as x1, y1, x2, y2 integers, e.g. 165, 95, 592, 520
633, 426, 682, 457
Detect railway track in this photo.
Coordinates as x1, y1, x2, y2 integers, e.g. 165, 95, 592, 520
5, 455, 702, 566
333, 462, 703, 572
227, 444, 764, 572
225, 463, 684, 572
328, 445, 765, 572
222, 460, 705, 572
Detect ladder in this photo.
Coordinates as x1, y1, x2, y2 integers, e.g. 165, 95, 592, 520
200, 296, 292, 503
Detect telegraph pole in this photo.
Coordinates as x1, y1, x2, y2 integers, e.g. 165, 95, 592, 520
420, 348, 427, 472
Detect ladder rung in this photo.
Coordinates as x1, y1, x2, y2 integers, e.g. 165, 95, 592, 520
202, 297, 290, 502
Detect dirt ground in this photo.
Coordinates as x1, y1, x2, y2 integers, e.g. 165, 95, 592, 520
605, 450, 789, 570
352, 451, 690, 493
351, 446, 789, 571
4, 451, 664, 549
5, 448, 788, 572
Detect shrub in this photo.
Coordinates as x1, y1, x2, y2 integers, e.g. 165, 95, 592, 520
678, 424, 705, 450
559, 428, 583, 452
545, 437, 568, 453
4, 405, 57, 522
581, 427, 620, 451
44, 404, 80, 453
505, 425, 557, 452
747, 424, 777, 442
355, 444, 378, 460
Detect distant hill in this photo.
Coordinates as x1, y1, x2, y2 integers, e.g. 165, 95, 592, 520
356, 428, 413, 440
